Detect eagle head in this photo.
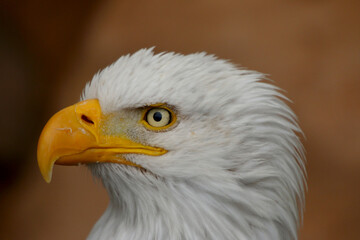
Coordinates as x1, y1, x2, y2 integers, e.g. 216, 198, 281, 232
37, 49, 305, 240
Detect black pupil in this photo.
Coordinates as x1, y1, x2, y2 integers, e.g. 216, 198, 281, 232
153, 112, 163, 122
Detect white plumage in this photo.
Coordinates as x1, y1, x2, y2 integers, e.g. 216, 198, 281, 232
58, 48, 307, 239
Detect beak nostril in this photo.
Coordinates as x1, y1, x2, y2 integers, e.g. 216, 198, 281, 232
81, 114, 94, 124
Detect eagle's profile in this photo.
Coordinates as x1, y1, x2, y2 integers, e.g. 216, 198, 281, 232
37, 49, 306, 240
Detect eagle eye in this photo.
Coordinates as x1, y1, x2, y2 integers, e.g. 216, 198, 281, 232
146, 108, 171, 127
142, 106, 177, 130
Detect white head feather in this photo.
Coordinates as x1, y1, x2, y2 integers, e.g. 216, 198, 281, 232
81, 48, 306, 240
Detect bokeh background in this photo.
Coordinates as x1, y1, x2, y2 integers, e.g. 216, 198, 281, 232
0, 0, 359, 239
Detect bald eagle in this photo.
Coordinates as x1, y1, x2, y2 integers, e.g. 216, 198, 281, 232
37, 49, 306, 240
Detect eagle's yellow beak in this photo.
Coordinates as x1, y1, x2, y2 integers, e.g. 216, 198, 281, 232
37, 99, 166, 183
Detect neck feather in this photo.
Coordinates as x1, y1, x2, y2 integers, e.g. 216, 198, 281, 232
88, 164, 297, 240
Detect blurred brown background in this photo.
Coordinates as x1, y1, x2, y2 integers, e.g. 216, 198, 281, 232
0, 0, 359, 239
